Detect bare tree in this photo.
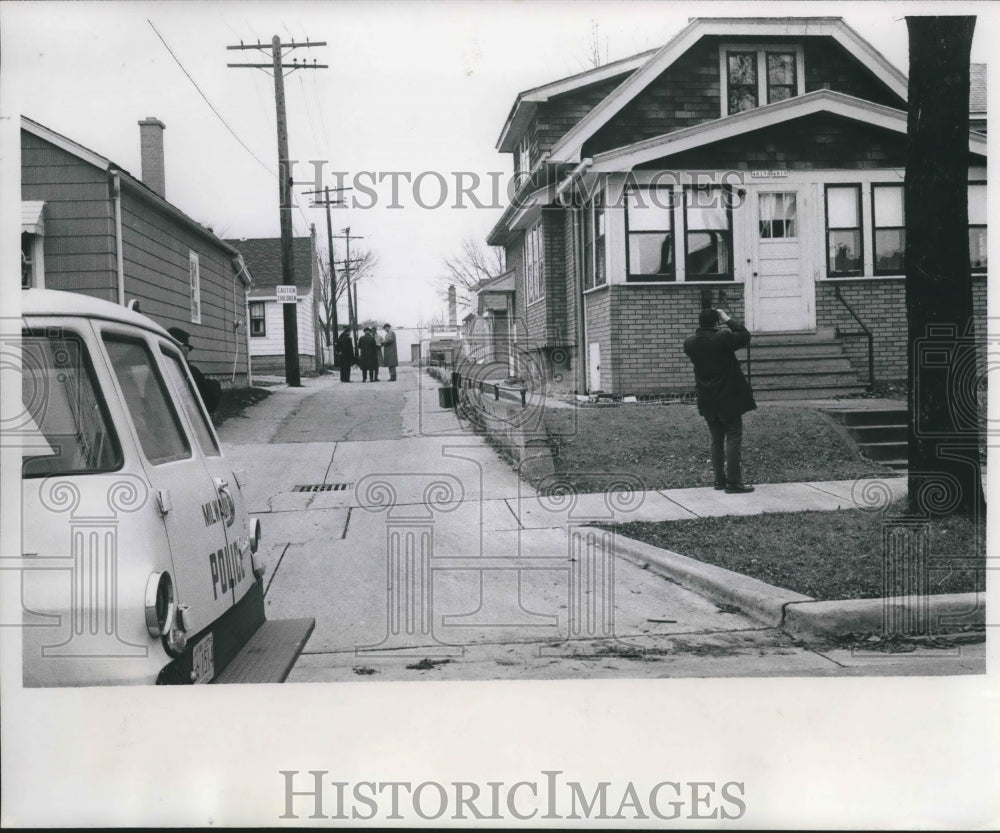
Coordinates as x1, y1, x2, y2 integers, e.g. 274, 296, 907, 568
317, 248, 378, 347
904, 15, 984, 517
438, 237, 506, 310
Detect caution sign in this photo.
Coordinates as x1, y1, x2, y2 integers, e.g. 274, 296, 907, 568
276, 286, 297, 304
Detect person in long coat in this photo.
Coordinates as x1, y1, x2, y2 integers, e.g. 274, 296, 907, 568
335, 325, 355, 382
381, 323, 398, 381
357, 327, 378, 382
683, 308, 756, 493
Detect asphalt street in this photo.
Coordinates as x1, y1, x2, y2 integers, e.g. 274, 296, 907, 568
218, 365, 985, 681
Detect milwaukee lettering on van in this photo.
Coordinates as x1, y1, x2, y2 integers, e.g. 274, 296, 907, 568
202, 496, 235, 528
209, 541, 246, 599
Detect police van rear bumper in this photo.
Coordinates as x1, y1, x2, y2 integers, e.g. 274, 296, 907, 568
156, 579, 314, 685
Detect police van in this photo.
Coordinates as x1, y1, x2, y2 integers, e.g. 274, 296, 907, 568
18, 288, 314, 685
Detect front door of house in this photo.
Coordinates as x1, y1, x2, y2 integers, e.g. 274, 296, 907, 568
748, 187, 815, 332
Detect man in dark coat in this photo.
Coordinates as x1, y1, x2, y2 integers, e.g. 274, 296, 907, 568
683, 308, 756, 493
167, 326, 222, 413
357, 327, 378, 382
335, 326, 355, 382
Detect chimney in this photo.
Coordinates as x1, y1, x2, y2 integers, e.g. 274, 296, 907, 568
448, 285, 457, 326
138, 118, 166, 198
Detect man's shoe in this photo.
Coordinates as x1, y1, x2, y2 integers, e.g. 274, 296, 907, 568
713, 483, 726, 491
725, 484, 755, 494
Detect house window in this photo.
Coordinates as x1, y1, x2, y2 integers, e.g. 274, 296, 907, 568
189, 250, 201, 324
766, 52, 797, 103
518, 138, 531, 177
969, 182, 987, 272
722, 45, 804, 115
249, 301, 266, 337
758, 192, 797, 239
21, 233, 35, 289
524, 222, 545, 304
872, 185, 905, 275
625, 186, 675, 281
825, 185, 863, 277
727, 52, 758, 113
685, 186, 733, 281
583, 191, 606, 289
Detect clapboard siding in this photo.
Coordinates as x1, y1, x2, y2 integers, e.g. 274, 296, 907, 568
21, 130, 116, 298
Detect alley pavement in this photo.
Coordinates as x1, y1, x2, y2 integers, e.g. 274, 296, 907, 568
218, 365, 984, 681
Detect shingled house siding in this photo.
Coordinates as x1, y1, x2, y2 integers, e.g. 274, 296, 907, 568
582, 36, 907, 158
534, 75, 628, 156
803, 38, 906, 108
21, 131, 117, 300
119, 188, 244, 378
638, 113, 908, 171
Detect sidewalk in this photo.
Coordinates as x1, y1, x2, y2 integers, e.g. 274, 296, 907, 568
221, 366, 984, 678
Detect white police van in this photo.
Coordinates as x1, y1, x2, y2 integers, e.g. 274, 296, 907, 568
19, 289, 314, 685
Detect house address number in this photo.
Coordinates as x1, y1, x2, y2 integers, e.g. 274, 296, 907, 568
750, 170, 788, 178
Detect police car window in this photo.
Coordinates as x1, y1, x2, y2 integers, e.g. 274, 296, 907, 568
103, 336, 191, 465
21, 331, 123, 477
161, 347, 220, 456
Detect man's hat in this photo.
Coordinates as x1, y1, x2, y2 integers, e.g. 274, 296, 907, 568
383, 323, 391, 329
363, 327, 371, 334
167, 326, 192, 348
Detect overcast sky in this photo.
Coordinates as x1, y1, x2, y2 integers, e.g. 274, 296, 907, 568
3, 0, 993, 326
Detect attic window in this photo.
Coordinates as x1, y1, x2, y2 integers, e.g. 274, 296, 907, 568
720, 44, 804, 116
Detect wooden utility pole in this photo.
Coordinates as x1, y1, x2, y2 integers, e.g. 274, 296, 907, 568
334, 227, 365, 349
303, 185, 351, 361
227, 36, 327, 387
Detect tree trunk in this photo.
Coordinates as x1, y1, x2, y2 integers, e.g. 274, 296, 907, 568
905, 16, 984, 517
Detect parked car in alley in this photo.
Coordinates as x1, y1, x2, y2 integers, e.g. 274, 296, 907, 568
18, 288, 313, 685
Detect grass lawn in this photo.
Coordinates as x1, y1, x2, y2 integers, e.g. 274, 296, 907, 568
540, 403, 893, 492
212, 386, 272, 428
607, 501, 985, 601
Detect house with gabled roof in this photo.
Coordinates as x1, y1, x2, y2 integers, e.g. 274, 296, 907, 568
20, 115, 253, 386
226, 232, 325, 376
486, 17, 987, 398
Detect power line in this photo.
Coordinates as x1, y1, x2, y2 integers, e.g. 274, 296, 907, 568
147, 19, 274, 176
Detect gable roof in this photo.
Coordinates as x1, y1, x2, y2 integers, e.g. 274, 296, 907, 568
497, 48, 657, 152
228, 236, 315, 293
970, 63, 987, 115
589, 89, 987, 170
545, 17, 909, 164
21, 115, 248, 276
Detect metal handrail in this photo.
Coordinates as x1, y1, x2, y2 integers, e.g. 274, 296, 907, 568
833, 285, 875, 392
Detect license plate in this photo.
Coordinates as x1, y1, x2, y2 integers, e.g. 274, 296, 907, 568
191, 633, 215, 684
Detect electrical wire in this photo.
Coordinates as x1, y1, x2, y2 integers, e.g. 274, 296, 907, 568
147, 19, 275, 177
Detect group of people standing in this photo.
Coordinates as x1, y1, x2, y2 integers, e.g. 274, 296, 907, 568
335, 323, 398, 383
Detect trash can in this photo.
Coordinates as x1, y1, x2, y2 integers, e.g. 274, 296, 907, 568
438, 386, 455, 408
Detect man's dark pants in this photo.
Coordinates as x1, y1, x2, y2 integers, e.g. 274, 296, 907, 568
705, 415, 743, 486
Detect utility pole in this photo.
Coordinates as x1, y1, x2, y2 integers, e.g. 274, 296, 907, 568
303, 185, 351, 364
333, 227, 365, 349
227, 36, 327, 387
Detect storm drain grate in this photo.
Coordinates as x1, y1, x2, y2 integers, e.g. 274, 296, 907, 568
292, 483, 352, 493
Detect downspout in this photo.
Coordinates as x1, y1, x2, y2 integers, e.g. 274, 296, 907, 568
573, 207, 589, 394
110, 168, 125, 306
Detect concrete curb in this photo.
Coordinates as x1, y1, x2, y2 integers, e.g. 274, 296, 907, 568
600, 529, 811, 627
601, 529, 986, 639
783, 593, 985, 639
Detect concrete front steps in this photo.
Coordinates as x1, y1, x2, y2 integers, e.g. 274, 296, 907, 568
824, 407, 908, 469
744, 329, 867, 401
